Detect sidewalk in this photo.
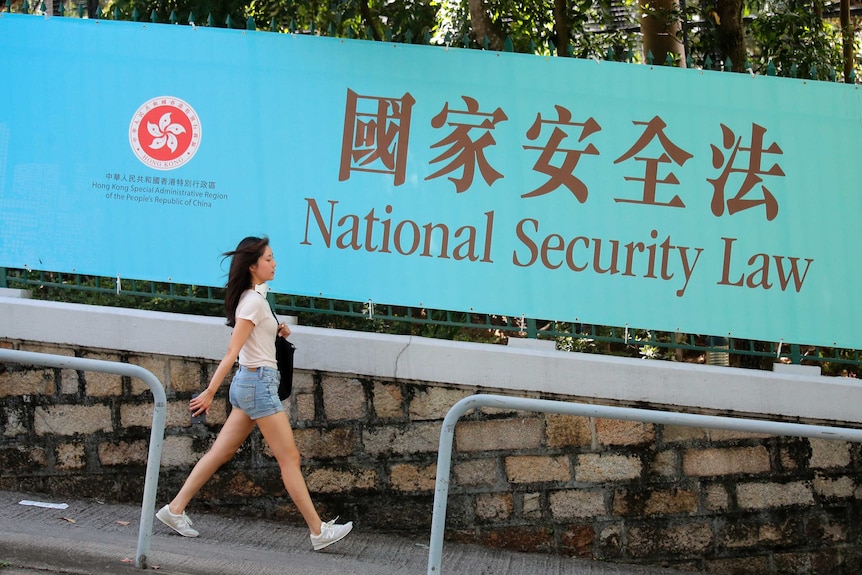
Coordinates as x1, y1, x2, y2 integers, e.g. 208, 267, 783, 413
0, 490, 683, 575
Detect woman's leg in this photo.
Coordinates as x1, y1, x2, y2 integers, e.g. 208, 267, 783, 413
255, 412, 323, 534
167, 408, 255, 515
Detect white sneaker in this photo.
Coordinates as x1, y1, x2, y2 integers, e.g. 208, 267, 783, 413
310, 518, 353, 550
156, 504, 200, 537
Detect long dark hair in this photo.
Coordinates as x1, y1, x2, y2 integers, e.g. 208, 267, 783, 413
222, 236, 269, 327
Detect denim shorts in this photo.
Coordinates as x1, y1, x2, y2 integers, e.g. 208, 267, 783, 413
228, 366, 284, 420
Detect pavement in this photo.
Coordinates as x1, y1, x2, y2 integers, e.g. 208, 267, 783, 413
0, 490, 684, 575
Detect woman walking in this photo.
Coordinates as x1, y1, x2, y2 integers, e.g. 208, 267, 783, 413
156, 236, 352, 551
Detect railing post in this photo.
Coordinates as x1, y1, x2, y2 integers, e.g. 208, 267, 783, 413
427, 396, 477, 574
789, 343, 803, 365
0, 349, 166, 570
525, 317, 538, 339
427, 394, 862, 575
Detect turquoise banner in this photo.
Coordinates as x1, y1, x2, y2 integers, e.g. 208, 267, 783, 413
1, 14, 860, 349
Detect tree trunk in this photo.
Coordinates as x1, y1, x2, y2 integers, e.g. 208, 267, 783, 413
639, 0, 686, 66
467, 0, 506, 50
359, 0, 382, 42
553, 0, 570, 57
841, 0, 854, 82
714, 0, 745, 71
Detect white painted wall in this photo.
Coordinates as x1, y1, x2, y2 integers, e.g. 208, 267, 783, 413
2, 293, 861, 424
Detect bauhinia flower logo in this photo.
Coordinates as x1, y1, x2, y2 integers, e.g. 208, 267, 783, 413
148, 112, 186, 154
129, 96, 202, 170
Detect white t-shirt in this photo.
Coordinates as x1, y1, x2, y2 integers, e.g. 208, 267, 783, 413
235, 289, 278, 370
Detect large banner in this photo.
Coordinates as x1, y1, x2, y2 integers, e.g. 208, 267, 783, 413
1, 14, 860, 349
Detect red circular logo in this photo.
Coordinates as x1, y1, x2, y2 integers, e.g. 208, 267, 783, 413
129, 96, 202, 170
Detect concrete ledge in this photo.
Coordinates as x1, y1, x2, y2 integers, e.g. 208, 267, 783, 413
0, 288, 31, 299
506, 337, 557, 351
2, 296, 861, 424
773, 363, 822, 376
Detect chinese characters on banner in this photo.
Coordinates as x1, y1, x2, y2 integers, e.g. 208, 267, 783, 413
340, 90, 785, 221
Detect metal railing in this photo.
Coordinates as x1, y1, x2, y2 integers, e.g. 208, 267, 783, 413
427, 394, 862, 574
2, 266, 861, 376
0, 349, 166, 570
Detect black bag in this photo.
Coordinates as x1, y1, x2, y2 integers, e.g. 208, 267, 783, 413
269, 303, 295, 400
275, 335, 295, 400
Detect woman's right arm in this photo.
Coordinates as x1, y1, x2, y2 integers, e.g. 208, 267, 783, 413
189, 318, 255, 416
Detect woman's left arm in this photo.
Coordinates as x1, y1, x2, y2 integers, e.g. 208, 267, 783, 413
190, 318, 255, 416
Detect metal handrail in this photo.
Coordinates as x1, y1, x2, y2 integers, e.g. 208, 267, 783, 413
0, 349, 166, 570
427, 394, 862, 574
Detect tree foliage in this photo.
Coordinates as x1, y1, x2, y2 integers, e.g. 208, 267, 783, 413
685, 0, 846, 78
432, 0, 640, 58
100, 0, 856, 81
748, 0, 844, 79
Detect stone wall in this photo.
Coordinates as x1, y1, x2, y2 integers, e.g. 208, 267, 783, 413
2, 337, 862, 574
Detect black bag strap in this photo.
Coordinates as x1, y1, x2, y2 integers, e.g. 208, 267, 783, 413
261, 291, 281, 331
